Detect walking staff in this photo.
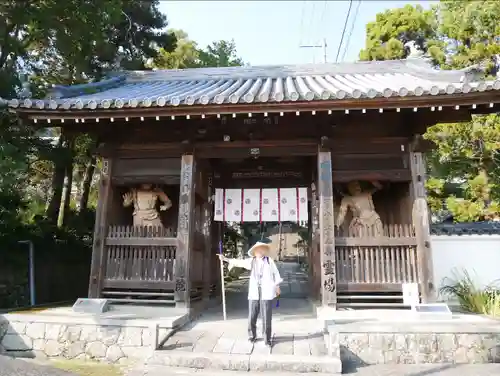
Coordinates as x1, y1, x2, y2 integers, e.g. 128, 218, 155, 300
218, 223, 227, 321
218, 241, 282, 347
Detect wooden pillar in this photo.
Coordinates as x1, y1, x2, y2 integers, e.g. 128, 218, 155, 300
409, 147, 434, 303
310, 182, 320, 301
317, 148, 337, 308
213, 221, 223, 303
175, 154, 196, 309
88, 158, 113, 298
202, 175, 213, 304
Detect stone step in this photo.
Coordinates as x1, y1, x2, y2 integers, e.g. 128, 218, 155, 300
146, 350, 342, 373
128, 365, 339, 376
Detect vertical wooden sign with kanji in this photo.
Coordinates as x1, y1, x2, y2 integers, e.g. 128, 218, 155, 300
317, 148, 337, 308
175, 154, 196, 308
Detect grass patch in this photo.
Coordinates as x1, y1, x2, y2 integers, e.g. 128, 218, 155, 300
9, 307, 52, 314
50, 360, 125, 376
7, 302, 72, 314
440, 269, 500, 317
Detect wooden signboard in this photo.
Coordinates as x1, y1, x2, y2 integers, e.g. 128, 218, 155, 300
318, 149, 336, 307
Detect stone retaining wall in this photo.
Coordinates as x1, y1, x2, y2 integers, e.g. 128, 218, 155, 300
338, 332, 500, 365
0, 318, 170, 364
329, 320, 500, 365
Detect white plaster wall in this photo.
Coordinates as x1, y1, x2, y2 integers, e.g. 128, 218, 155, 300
431, 235, 500, 296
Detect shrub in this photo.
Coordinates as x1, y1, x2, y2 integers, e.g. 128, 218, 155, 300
439, 269, 500, 316
0, 195, 94, 308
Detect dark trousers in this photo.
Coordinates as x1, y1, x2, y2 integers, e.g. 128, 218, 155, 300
248, 287, 273, 342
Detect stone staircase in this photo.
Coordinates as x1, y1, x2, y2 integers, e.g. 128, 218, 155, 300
144, 326, 341, 373
138, 263, 341, 373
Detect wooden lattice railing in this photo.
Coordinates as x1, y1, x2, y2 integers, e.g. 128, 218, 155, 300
103, 226, 177, 290
335, 224, 419, 285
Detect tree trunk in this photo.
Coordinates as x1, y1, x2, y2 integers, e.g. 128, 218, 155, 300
58, 138, 75, 227
78, 157, 96, 213
45, 136, 65, 224
73, 163, 86, 210
58, 159, 74, 227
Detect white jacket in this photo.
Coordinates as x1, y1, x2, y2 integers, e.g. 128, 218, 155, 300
228, 256, 283, 300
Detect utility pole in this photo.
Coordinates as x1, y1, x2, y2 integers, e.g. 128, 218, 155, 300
299, 38, 327, 63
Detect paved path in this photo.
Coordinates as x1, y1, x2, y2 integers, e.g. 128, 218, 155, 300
0, 356, 78, 376
160, 262, 322, 357
128, 363, 500, 376
343, 363, 500, 375
275, 261, 309, 298
4, 356, 500, 376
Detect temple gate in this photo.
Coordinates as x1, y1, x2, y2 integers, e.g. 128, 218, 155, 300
5, 57, 500, 312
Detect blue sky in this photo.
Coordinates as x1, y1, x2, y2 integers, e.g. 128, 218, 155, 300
158, 0, 436, 66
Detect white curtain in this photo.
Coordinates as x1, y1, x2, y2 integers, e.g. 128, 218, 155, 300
213, 187, 308, 223
214, 188, 224, 222
224, 188, 243, 222
297, 187, 308, 222
242, 189, 261, 222
279, 188, 297, 222
261, 188, 279, 222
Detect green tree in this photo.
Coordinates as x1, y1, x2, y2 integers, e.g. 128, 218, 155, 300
196, 40, 244, 68
360, 1, 500, 221
359, 4, 439, 61
23, 0, 176, 83
153, 29, 199, 69
0, 0, 180, 307
153, 33, 244, 69
32, 1, 175, 224
437, 0, 500, 74
1, 0, 178, 225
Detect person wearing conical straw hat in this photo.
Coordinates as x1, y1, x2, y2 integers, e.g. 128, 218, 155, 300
218, 240, 282, 347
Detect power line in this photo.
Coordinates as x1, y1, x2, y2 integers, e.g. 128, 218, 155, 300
299, 1, 327, 63
299, 0, 330, 63
299, 38, 327, 63
341, 0, 362, 62
298, 0, 307, 45
318, 1, 329, 63
307, 1, 317, 46
319, 1, 328, 38
335, 0, 354, 63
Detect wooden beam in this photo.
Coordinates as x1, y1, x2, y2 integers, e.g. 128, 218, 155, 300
409, 146, 434, 303
326, 137, 410, 155
174, 154, 196, 308
112, 175, 180, 185
317, 147, 336, 308
337, 282, 403, 292
104, 237, 177, 247
97, 139, 319, 159
196, 144, 317, 158
202, 173, 213, 305
195, 158, 211, 201
309, 183, 320, 301
102, 280, 175, 290
332, 169, 411, 182
88, 158, 113, 298
335, 237, 417, 247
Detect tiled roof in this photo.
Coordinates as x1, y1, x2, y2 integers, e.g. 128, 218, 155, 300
431, 222, 500, 236
6, 57, 500, 111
